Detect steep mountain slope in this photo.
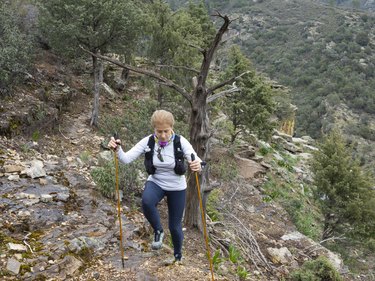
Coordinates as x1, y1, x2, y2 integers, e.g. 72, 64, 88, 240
201, 0, 375, 174
166, 0, 375, 174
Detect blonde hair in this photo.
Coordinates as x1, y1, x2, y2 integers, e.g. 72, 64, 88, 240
151, 110, 175, 128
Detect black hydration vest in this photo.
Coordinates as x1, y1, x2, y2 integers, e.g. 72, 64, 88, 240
144, 134, 187, 175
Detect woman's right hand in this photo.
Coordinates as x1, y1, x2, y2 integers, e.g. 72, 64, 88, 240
108, 137, 121, 151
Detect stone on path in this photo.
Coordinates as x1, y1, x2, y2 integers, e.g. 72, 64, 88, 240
6, 258, 21, 275
7, 243, 27, 252
26, 160, 46, 179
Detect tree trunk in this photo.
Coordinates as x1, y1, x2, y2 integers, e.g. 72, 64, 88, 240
184, 89, 210, 229
90, 54, 101, 127
184, 14, 230, 229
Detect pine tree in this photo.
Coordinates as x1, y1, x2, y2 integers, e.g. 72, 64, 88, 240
222, 45, 276, 143
311, 130, 375, 239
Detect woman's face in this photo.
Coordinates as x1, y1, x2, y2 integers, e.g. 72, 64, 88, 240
154, 123, 173, 142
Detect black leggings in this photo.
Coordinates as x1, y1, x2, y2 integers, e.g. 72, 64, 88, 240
142, 181, 186, 257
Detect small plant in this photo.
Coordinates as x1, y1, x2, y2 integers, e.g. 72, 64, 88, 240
91, 161, 116, 198
258, 145, 272, 156
79, 151, 91, 164
277, 159, 293, 172
237, 265, 249, 280
212, 249, 223, 270
206, 189, 223, 222
32, 130, 40, 141
228, 245, 242, 264
290, 256, 343, 281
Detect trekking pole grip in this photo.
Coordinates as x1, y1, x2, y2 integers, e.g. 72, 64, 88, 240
113, 132, 121, 151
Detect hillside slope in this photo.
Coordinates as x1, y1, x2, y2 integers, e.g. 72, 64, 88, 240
211, 0, 375, 174
2, 50, 373, 280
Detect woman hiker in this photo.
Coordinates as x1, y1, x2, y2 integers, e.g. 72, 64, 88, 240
108, 109, 202, 263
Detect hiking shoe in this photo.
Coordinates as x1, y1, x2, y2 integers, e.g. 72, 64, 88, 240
151, 230, 164, 250
163, 255, 184, 266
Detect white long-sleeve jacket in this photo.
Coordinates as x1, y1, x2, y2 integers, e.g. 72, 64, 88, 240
117, 134, 201, 191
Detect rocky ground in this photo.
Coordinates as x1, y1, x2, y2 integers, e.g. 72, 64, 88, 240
0, 50, 371, 281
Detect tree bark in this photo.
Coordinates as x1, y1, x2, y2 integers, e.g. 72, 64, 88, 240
184, 14, 230, 229
90, 54, 100, 127
184, 92, 211, 229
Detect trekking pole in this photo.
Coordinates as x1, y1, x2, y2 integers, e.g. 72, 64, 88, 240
191, 153, 215, 281
113, 133, 125, 269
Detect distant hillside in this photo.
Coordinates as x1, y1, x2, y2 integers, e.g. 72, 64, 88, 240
319, 0, 375, 11
166, 0, 375, 173
226, 0, 375, 138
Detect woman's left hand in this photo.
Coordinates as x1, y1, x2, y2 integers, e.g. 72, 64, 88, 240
189, 160, 202, 172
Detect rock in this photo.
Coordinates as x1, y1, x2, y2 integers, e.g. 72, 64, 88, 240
234, 154, 267, 179
56, 193, 70, 202
281, 231, 306, 241
23, 198, 40, 206
58, 255, 83, 277
6, 258, 21, 275
98, 151, 112, 165
40, 194, 53, 202
325, 251, 344, 272
17, 192, 38, 199
283, 142, 302, 153
14, 254, 23, 260
4, 165, 24, 173
273, 131, 293, 142
273, 153, 284, 161
302, 144, 319, 151
7, 243, 27, 252
100, 82, 117, 99
26, 160, 46, 179
18, 210, 31, 219
251, 155, 264, 162
68, 236, 105, 253
267, 247, 293, 264
298, 153, 313, 160
39, 178, 48, 185
301, 135, 314, 144
292, 137, 309, 145
7, 174, 20, 181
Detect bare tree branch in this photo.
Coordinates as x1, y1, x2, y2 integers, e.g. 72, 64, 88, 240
207, 70, 250, 95
207, 87, 240, 103
80, 46, 192, 103
225, 212, 273, 271
197, 14, 231, 93
188, 43, 205, 54
156, 64, 200, 74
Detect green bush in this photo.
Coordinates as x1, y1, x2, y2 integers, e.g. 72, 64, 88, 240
206, 189, 223, 222
91, 158, 143, 200
0, 1, 33, 95
91, 161, 117, 199
290, 256, 343, 281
